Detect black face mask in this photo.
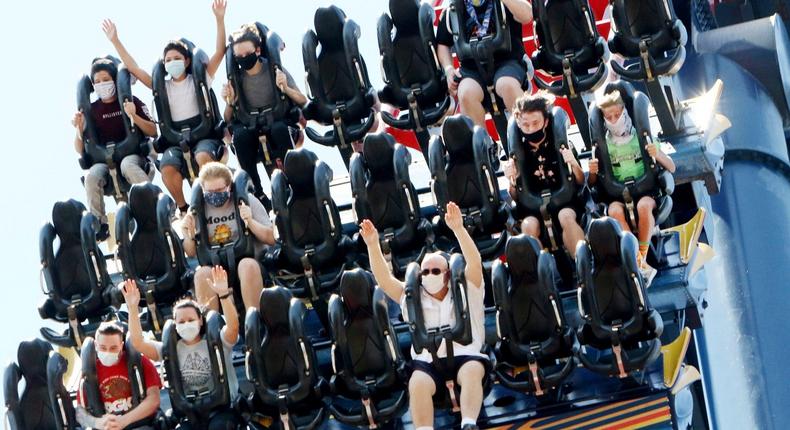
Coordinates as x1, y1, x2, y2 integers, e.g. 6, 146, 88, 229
523, 127, 545, 144
236, 53, 258, 71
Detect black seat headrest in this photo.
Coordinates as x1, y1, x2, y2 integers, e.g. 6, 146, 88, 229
441, 114, 475, 159
587, 217, 623, 266
363, 133, 396, 179
17, 339, 52, 385
128, 183, 162, 231
314, 5, 347, 51
339, 269, 375, 314
283, 149, 319, 197
505, 235, 542, 283
390, 0, 421, 34
259, 287, 293, 336
52, 199, 86, 244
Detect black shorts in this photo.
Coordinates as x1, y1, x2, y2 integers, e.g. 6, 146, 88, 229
409, 356, 491, 392
159, 139, 223, 175
460, 58, 527, 92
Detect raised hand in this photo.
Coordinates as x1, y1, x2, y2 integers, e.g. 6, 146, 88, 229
208, 265, 230, 296
120, 279, 141, 308
445, 201, 464, 232
101, 19, 118, 43
359, 219, 379, 248
221, 82, 236, 104
238, 201, 251, 227
212, 0, 227, 19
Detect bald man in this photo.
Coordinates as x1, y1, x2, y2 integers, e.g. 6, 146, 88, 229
359, 202, 487, 430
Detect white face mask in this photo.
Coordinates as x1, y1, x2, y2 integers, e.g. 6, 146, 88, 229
604, 108, 633, 144
422, 273, 446, 295
94, 81, 116, 101
176, 321, 201, 342
97, 350, 120, 367
165, 59, 186, 79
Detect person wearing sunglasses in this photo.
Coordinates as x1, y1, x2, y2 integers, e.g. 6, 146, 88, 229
359, 202, 486, 430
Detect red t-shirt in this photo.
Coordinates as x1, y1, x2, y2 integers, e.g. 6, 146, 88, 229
90, 96, 152, 145
77, 352, 161, 414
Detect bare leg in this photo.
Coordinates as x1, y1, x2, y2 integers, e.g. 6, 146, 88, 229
521, 216, 542, 239
161, 165, 186, 208
607, 202, 631, 232
238, 258, 264, 311
409, 370, 437, 428
195, 151, 214, 167
458, 78, 486, 126
636, 196, 657, 243
558, 208, 585, 259
457, 360, 486, 424
495, 76, 524, 114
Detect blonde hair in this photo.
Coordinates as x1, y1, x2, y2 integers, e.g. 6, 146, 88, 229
596, 90, 625, 110
198, 162, 232, 187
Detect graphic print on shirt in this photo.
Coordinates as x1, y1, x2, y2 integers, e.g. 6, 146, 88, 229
181, 350, 212, 391
209, 212, 236, 245
100, 375, 133, 413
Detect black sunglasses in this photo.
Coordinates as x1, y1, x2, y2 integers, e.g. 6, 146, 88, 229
421, 268, 444, 276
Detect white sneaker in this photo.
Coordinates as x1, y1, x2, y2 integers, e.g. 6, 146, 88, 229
640, 263, 657, 287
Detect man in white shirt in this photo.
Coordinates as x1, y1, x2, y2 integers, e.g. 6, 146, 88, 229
359, 202, 487, 430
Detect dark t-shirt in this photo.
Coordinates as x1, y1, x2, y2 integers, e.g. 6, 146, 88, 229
90, 96, 151, 145
436, 0, 525, 70
521, 131, 564, 193
240, 59, 297, 110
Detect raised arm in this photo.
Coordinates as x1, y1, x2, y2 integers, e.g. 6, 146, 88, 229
207, 0, 227, 79
445, 202, 483, 288
502, 0, 533, 24
359, 219, 405, 302
120, 280, 162, 361
102, 19, 153, 89
205, 266, 239, 344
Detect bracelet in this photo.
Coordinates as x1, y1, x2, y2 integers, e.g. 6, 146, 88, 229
218, 290, 233, 300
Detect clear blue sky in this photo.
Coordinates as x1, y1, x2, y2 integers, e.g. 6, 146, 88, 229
0, 0, 405, 397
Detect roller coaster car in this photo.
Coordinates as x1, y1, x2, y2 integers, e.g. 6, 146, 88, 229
114, 183, 191, 339
39, 200, 114, 349
327, 269, 408, 428
77, 55, 148, 202
3, 339, 56, 430
492, 235, 578, 396
350, 133, 434, 278
429, 115, 513, 260
446, 0, 535, 151
152, 38, 225, 184
589, 81, 675, 235
245, 286, 326, 430
377, 0, 454, 160
302, 5, 377, 168
265, 148, 355, 302
225, 22, 301, 176
531, 0, 609, 147
575, 218, 664, 378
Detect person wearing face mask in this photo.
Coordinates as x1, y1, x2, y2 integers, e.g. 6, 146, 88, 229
435, 0, 533, 127
360, 202, 487, 430
102, 0, 228, 217
120, 268, 240, 428
71, 58, 158, 240
503, 92, 587, 259
75, 321, 161, 430
181, 162, 274, 311
221, 24, 307, 211
589, 90, 676, 283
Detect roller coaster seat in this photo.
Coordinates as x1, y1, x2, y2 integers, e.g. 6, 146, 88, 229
244, 286, 325, 429
575, 217, 664, 378
492, 235, 578, 395
327, 269, 408, 428
349, 133, 434, 277
377, 0, 453, 136
265, 148, 354, 300
589, 81, 675, 229
38, 200, 114, 349
46, 351, 77, 429
531, 0, 609, 96
608, 0, 688, 80
429, 114, 512, 259
3, 339, 56, 430
114, 183, 192, 338
302, 5, 377, 166
161, 311, 236, 428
